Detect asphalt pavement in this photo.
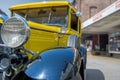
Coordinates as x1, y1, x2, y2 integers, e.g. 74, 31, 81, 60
86, 53, 120, 80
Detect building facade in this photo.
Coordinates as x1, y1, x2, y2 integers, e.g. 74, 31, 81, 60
75, 0, 117, 22
75, 0, 116, 51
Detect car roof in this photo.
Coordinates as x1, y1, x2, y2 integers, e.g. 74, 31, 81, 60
9, 1, 71, 11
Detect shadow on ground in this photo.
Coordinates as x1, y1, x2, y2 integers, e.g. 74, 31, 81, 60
86, 69, 105, 80
90, 51, 120, 59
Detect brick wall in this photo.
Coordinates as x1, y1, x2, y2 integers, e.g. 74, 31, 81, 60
76, 0, 117, 22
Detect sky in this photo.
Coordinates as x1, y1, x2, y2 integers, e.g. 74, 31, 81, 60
0, 0, 44, 17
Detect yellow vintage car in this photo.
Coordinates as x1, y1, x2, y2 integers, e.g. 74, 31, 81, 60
0, 0, 86, 80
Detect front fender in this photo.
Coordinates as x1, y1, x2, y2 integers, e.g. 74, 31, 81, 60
25, 47, 81, 80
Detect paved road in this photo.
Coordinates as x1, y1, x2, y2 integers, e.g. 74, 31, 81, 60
86, 54, 120, 80
1, 54, 120, 80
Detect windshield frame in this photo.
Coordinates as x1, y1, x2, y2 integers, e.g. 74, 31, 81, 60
11, 6, 69, 28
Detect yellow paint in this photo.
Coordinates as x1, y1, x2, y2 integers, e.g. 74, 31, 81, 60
9, 1, 70, 10
0, 19, 3, 24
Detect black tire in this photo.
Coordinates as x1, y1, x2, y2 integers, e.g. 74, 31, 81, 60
79, 61, 86, 80
84, 49, 87, 68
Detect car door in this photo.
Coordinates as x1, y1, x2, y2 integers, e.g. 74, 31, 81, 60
58, 8, 81, 47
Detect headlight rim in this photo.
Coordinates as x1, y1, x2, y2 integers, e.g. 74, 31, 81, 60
1, 16, 30, 48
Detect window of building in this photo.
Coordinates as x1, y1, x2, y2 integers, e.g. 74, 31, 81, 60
109, 32, 120, 52
89, 6, 97, 17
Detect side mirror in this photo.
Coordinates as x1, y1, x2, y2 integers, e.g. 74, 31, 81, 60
61, 26, 66, 33
76, 12, 82, 17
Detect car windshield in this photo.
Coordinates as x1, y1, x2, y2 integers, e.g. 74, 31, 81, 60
14, 6, 68, 27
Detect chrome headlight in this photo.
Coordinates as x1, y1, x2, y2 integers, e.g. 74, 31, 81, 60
0, 54, 10, 72
1, 16, 30, 48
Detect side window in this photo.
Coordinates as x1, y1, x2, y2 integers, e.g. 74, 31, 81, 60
71, 10, 78, 31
